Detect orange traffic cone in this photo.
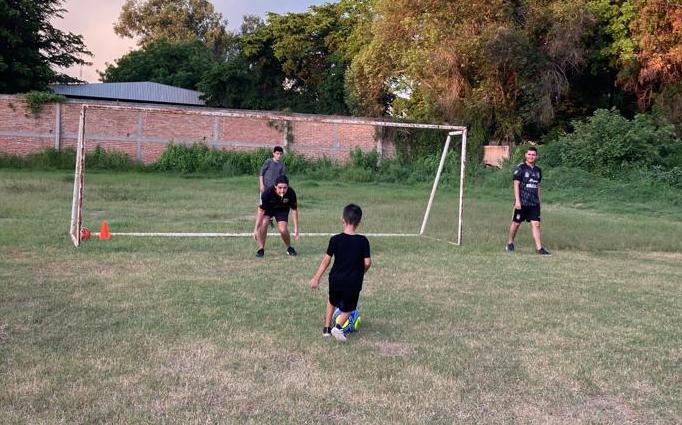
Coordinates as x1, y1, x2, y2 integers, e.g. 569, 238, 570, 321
99, 220, 111, 240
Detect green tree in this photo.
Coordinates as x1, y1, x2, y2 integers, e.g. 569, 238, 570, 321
0, 0, 91, 93
114, 0, 233, 57
231, 0, 370, 114
198, 56, 267, 109
348, 0, 595, 145
99, 39, 216, 89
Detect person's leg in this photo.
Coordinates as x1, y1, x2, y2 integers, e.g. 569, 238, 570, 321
256, 215, 270, 250
531, 220, 542, 250
277, 220, 291, 247
324, 302, 335, 328
335, 311, 351, 327
253, 207, 261, 239
507, 221, 520, 244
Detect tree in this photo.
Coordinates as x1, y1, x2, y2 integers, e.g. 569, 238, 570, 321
624, 0, 682, 108
235, 0, 370, 114
99, 39, 215, 90
0, 0, 91, 93
348, 0, 595, 144
114, 0, 233, 57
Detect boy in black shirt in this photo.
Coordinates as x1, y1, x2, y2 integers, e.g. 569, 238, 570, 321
310, 204, 372, 342
255, 175, 299, 257
506, 146, 551, 256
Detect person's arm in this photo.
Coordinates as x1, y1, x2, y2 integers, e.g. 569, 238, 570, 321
310, 254, 332, 289
513, 180, 521, 209
259, 161, 269, 193
364, 257, 372, 272
291, 207, 299, 241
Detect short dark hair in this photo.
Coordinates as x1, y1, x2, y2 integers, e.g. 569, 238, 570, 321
343, 203, 362, 226
527, 146, 538, 153
273, 146, 284, 153
275, 174, 289, 185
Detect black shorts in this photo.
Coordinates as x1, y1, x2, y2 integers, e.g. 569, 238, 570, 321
512, 205, 541, 223
329, 287, 360, 312
263, 209, 289, 223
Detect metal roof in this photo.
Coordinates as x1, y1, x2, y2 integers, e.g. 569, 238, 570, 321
49, 82, 206, 106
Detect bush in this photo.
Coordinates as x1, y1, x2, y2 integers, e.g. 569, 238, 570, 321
87, 145, 133, 171
543, 109, 680, 177
649, 166, 682, 189
24, 91, 66, 115
0, 148, 75, 169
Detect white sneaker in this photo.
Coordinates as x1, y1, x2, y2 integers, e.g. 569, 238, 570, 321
331, 326, 347, 342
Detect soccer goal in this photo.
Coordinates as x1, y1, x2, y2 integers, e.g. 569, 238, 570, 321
69, 104, 467, 247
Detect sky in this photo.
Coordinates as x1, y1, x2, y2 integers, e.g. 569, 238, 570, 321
54, 0, 332, 83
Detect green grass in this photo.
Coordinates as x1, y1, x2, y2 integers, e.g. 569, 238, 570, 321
1, 169, 681, 424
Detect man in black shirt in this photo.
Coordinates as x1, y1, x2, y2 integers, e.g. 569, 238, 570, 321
310, 204, 372, 342
254, 175, 299, 257
505, 146, 551, 256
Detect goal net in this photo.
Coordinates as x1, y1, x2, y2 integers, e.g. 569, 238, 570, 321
69, 104, 467, 247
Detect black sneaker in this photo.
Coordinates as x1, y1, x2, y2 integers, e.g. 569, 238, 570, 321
322, 327, 332, 337
286, 246, 297, 256
505, 243, 515, 252
537, 247, 552, 256
255, 248, 265, 258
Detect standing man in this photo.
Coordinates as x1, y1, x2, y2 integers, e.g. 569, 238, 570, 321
505, 146, 551, 256
255, 175, 299, 258
253, 146, 286, 237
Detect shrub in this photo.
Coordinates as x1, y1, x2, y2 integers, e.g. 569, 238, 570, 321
544, 109, 680, 177
86, 145, 133, 171
24, 91, 66, 115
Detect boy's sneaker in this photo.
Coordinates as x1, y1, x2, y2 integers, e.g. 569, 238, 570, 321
537, 247, 552, 256
255, 248, 265, 258
331, 326, 347, 342
505, 243, 515, 252
322, 327, 332, 337
286, 246, 297, 256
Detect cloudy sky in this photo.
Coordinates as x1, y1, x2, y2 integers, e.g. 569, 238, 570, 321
54, 0, 332, 82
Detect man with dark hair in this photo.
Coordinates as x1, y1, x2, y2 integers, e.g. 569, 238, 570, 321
310, 204, 372, 342
260, 146, 285, 193
255, 174, 299, 257
505, 146, 551, 256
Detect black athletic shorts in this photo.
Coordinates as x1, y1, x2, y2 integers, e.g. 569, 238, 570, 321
263, 209, 289, 223
512, 205, 541, 223
329, 286, 360, 312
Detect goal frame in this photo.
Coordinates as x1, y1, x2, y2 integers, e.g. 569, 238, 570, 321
69, 104, 467, 246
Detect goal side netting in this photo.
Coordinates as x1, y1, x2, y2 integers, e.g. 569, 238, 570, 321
69, 104, 467, 246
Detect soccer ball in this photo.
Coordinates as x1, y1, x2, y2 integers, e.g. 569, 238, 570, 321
332, 308, 361, 334
80, 227, 91, 241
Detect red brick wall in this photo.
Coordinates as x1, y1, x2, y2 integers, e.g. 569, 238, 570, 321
0, 95, 398, 163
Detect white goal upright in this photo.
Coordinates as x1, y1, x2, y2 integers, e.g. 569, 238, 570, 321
69, 104, 467, 247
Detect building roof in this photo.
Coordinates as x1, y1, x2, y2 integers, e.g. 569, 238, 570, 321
49, 82, 206, 106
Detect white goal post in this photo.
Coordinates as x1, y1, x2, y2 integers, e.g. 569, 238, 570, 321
69, 104, 467, 246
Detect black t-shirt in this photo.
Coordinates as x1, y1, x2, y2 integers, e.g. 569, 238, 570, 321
259, 187, 297, 212
512, 163, 542, 207
326, 233, 371, 292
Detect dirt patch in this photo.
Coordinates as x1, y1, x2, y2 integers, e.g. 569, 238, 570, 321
0, 323, 8, 344
375, 341, 416, 357
514, 395, 639, 424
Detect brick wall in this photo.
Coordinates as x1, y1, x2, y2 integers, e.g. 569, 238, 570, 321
0, 95, 399, 163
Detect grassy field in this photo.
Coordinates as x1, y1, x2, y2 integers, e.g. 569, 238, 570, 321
1, 169, 681, 424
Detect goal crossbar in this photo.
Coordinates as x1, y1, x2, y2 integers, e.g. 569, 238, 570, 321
70, 104, 467, 246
